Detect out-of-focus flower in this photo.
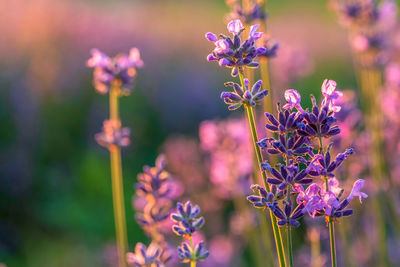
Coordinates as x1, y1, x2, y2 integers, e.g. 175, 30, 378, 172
178, 241, 209, 263
220, 79, 268, 110
199, 119, 253, 199
225, 0, 267, 25
126, 242, 164, 267
87, 48, 143, 94
205, 19, 264, 76
95, 120, 130, 149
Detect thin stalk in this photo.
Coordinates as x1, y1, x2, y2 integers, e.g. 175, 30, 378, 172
109, 80, 128, 267
286, 186, 293, 267
240, 69, 286, 267
324, 177, 336, 267
190, 236, 196, 267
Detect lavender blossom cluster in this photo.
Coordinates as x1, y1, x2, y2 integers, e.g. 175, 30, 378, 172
247, 80, 367, 227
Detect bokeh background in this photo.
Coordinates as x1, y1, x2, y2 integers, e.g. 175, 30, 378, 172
0, 0, 390, 266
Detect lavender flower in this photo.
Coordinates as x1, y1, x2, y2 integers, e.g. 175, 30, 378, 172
263, 163, 312, 190
221, 79, 268, 110
178, 241, 209, 263
171, 201, 205, 237
95, 120, 130, 149
307, 146, 355, 177
296, 178, 367, 218
257, 134, 313, 158
269, 202, 306, 227
247, 184, 274, 208
87, 48, 143, 94
321, 79, 343, 113
282, 89, 305, 113
205, 19, 264, 76
263, 106, 304, 133
126, 242, 164, 267
171, 201, 209, 264
225, 0, 267, 25
297, 94, 340, 138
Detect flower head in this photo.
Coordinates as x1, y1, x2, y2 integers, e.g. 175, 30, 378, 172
220, 79, 268, 110
347, 179, 368, 203
87, 48, 143, 94
177, 241, 209, 263
171, 201, 205, 237
205, 19, 264, 76
126, 242, 164, 267
282, 89, 305, 112
95, 120, 130, 149
321, 79, 343, 113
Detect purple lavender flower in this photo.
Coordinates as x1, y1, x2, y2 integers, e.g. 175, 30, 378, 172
263, 106, 304, 133
135, 155, 174, 200
282, 89, 305, 113
221, 79, 268, 110
205, 19, 264, 76
307, 146, 355, 177
263, 163, 312, 190
258, 38, 279, 59
247, 184, 275, 208
178, 241, 209, 263
225, 0, 267, 25
126, 242, 164, 267
95, 120, 130, 149
258, 134, 313, 159
296, 178, 366, 219
87, 48, 143, 94
321, 79, 343, 113
171, 201, 205, 237
297, 95, 340, 138
269, 202, 306, 227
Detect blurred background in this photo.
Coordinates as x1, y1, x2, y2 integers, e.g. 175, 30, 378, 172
0, 0, 390, 266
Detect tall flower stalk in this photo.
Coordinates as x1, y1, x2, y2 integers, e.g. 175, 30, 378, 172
87, 48, 143, 267
206, 19, 286, 266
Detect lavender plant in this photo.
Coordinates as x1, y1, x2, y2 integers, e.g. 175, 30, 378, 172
205, 19, 287, 267
247, 80, 367, 267
171, 201, 209, 267
132, 155, 180, 265
87, 48, 143, 267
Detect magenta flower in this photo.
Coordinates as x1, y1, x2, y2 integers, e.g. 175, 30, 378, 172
282, 89, 304, 112
95, 120, 130, 149
321, 79, 343, 113
227, 19, 243, 35
347, 179, 368, 203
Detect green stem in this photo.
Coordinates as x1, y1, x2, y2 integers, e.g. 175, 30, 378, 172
286, 185, 293, 267
324, 177, 336, 267
239, 71, 286, 267
109, 80, 128, 267
190, 237, 196, 267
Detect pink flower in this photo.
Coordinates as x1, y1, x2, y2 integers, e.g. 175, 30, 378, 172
348, 179, 368, 203
282, 89, 304, 112
321, 79, 343, 113
227, 19, 243, 35
129, 48, 144, 68
352, 35, 369, 52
